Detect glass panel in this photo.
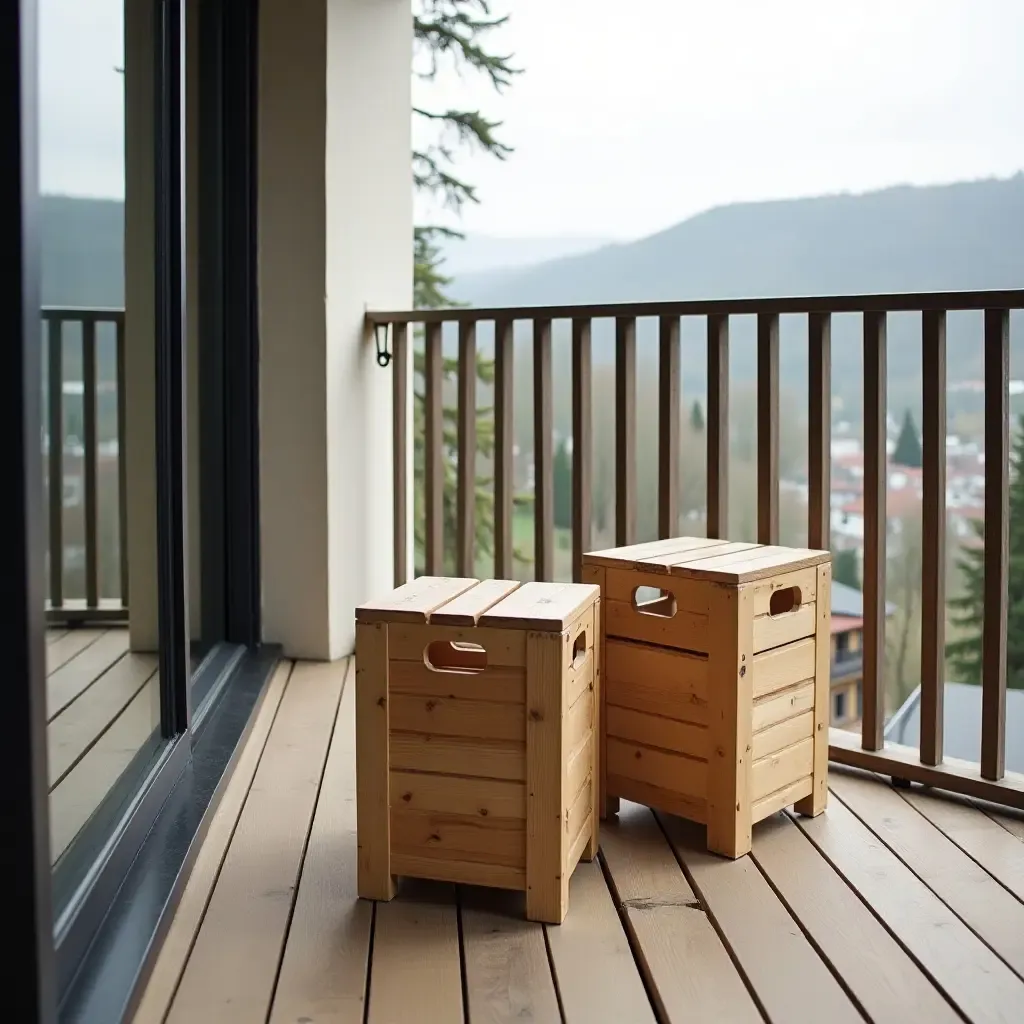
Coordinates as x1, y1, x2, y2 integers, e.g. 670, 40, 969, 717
39, 0, 166, 918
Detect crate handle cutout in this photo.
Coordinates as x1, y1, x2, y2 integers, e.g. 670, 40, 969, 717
424, 640, 487, 674
632, 585, 677, 619
768, 586, 802, 617
572, 630, 588, 669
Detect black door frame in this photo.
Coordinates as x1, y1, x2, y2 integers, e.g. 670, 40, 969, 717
5, 0, 267, 1017
3, 0, 57, 1019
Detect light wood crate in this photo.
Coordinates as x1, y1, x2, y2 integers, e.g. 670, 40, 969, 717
582, 537, 832, 859
355, 576, 601, 924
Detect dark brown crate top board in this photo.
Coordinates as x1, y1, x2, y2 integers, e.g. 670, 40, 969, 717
584, 537, 831, 584
356, 577, 599, 631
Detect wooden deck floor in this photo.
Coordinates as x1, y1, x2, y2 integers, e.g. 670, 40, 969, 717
133, 658, 1024, 1024
46, 626, 158, 865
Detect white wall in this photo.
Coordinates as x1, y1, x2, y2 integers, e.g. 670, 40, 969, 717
258, 0, 412, 659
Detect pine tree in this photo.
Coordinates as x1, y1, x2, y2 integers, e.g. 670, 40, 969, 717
411, 3, 522, 573
832, 548, 859, 589
690, 400, 705, 432
947, 415, 1024, 688
892, 408, 923, 468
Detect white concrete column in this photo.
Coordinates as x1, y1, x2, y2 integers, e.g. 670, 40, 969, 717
123, 0, 158, 652
258, 0, 412, 659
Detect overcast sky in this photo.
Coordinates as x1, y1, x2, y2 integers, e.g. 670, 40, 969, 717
39, 0, 1024, 241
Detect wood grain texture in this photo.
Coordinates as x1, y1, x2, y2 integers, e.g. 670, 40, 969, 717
460, 887, 561, 1024
757, 312, 780, 544
662, 813, 863, 1024
494, 317, 515, 578
658, 315, 680, 539
572, 317, 592, 583
796, 790, 1024, 1024
982, 307, 1010, 780
601, 804, 761, 1023
807, 311, 831, 549
268, 660, 374, 1024
901, 789, 1024, 903
428, 578, 521, 625
920, 308, 946, 765
525, 630, 567, 923
480, 581, 599, 632
534, 317, 554, 580
133, 663, 292, 1024
752, 812, 961, 1024
166, 660, 344, 1023
862, 309, 887, 750
356, 622, 396, 901
615, 316, 637, 547
831, 771, 1024, 977
392, 321, 409, 587
424, 322, 444, 574
457, 320, 477, 577
795, 561, 831, 815
356, 576, 479, 624
706, 314, 730, 539
544, 860, 656, 1022
368, 882, 464, 1024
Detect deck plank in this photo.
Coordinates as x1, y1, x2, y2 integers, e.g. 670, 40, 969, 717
832, 772, 1024, 978
901, 789, 1024, 903
45, 626, 107, 676
459, 887, 561, 1024
47, 627, 130, 721
165, 659, 344, 1023
989, 810, 1024, 843
132, 662, 293, 1024
795, 794, 1024, 1024
46, 628, 68, 645
751, 812, 960, 1024
659, 812, 863, 1024
48, 652, 156, 788
268, 659, 375, 1023
368, 880, 464, 1024
50, 674, 160, 863
544, 859, 656, 1023
601, 803, 760, 1023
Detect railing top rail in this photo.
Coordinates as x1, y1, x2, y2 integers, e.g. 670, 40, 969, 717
42, 305, 125, 322
366, 288, 1024, 325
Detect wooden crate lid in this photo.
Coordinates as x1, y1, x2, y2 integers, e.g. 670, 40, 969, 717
583, 537, 830, 584
356, 577, 598, 630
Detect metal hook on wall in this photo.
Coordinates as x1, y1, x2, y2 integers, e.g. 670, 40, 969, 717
374, 323, 392, 368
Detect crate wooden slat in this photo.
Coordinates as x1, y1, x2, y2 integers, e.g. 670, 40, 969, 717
583, 538, 831, 859
356, 577, 600, 923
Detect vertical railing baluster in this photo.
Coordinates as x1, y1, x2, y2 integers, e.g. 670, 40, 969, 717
456, 320, 477, 577
706, 314, 729, 539
757, 312, 780, 545
48, 315, 64, 610
571, 318, 592, 582
494, 317, 514, 578
392, 321, 409, 587
424, 321, 443, 575
807, 312, 831, 550
83, 316, 99, 608
658, 316, 680, 539
615, 316, 637, 546
533, 318, 553, 580
982, 308, 1009, 781
862, 310, 888, 751
116, 314, 129, 608
920, 309, 946, 765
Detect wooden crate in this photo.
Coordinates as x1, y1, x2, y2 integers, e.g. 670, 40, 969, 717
355, 576, 601, 924
582, 537, 832, 859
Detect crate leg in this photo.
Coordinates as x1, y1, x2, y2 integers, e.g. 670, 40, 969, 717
705, 586, 753, 859
356, 622, 397, 902
526, 631, 570, 924
600, 793, 620, 819
795, 563, 831, 819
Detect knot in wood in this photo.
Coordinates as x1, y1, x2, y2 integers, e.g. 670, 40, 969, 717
529, 708, 543, 722
376, 696, 386, 709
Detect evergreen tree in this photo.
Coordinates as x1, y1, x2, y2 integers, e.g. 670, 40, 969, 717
690, 400, 704, 432
411, 3, 522, 573
947, 415, 1024, 688
892, 408, 923, 468
832, 548, 859, 590
553, 438, 572, 530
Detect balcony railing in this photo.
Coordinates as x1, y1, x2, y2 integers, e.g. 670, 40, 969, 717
368, 288, 1024, 814
43, 306, 128, 624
